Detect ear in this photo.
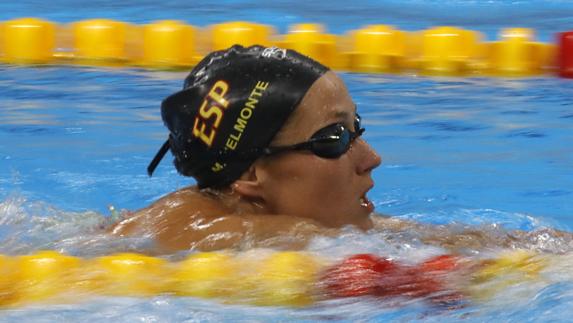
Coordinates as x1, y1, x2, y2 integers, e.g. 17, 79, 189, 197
232, 164, 265, 200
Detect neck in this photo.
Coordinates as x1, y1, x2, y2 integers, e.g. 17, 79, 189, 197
201, 186, 268, 215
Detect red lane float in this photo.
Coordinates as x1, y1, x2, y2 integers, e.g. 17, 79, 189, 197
421, 254, 461, 273
558, 31, 573, 78
320, 253, 464, 303
321, 254, 397, 297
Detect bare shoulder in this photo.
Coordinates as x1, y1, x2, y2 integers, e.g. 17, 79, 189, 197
109, 187, 334, 252
370, 214, 422, 231
109, 186, 227, 236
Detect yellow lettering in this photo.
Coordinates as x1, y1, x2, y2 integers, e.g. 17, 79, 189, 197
192, 117, 215, 147
211, 162, 225, 172
240, 107, 253, 119
220, 81, 270, 152
250, 87, 264, 98
245, 96, 258, 109
191, 80, 232, 147
255, 81, 269, 91
208, 81, 230, 108
234, 117, 248, 133
230, 132, 242, 141
198, 100, 223, 128
226, 138, 238, 150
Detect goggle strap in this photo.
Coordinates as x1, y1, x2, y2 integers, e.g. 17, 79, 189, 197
147, 139, 170, 176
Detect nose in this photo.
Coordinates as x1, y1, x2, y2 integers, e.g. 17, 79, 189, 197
353, 138, 382, 175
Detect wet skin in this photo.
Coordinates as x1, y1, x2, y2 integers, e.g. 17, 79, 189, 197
110, 71, 573, 254
111, 71, 382, 252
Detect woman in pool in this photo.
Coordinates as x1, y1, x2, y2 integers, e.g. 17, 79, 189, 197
111, 45, 383, 252
110, 45, 569, 253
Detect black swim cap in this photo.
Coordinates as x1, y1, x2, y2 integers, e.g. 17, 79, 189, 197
147, 45, 329, 188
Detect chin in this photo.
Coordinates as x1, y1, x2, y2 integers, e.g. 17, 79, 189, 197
354, 215, 374, 230
335, 212, 373, 230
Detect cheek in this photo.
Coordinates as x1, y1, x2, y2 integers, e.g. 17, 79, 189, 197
262, 155, 356, 213
272, 155, 352, 185
308, 160, 355, 196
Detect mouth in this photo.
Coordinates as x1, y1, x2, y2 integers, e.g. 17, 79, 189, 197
359, 185, 374, 213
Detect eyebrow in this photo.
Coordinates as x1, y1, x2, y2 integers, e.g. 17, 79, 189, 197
333, 104, 357, 119
334, 111, 349, 118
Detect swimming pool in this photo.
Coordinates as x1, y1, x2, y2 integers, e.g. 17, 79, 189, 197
1, 0, 573, 321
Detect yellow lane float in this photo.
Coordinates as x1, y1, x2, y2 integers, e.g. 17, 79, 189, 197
9, 251, 82, 306
88, 253, 168, 296
209, 21, 275, 51
277, 23, 342, 68
0, 255, 19, 306
251, 251, 320, 306
171, 252, 237, 298
142, 20, 200, 67
0, 250, 325, 308
343, 25, 407, 73
1, 18, 55, 64
487, 28, 555, 76
466, 249, 548, 301
416, 26, 485, 75
0, 249, 560, 309
1, 17, 572, 77
71, 19, 140, 66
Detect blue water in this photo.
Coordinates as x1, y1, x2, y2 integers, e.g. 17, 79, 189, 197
1, 69, 571, 228
1, 0, 573, 321
3, 0, 573, 41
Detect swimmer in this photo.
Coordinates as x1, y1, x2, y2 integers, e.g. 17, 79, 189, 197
111, 45, 380, 252
110, 45, 573, 253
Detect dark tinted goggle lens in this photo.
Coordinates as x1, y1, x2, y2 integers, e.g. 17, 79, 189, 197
355, 113, 362, 132
223, 114, 364, 161
309, 124, 352, 158
307, 114, 363, 158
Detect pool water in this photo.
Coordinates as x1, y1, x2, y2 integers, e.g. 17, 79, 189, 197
1, 0, 573, 321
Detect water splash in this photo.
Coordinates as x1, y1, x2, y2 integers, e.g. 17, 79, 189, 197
0, 195, 154, 257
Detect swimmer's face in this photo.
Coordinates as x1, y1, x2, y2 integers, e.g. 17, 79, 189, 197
249, 71, 382, 229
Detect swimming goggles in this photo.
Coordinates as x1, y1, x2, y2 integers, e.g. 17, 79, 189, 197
219, 113, 365, 160
148, 114, 364, 175
260, 113, 364, 159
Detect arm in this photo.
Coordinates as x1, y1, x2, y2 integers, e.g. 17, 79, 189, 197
372, 215, 573, 253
